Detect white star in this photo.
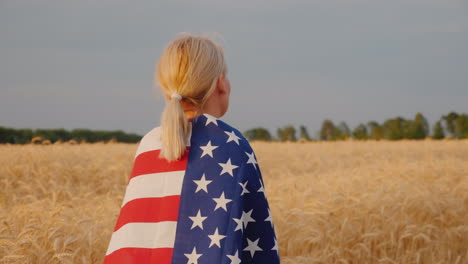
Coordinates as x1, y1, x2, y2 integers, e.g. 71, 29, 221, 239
189, 209, 207, 230
257, 179, 265, 193
208, 228, 226, 248
226, 250, 242, 264
225, 130, 241, 145
239, 180, 250, 196
193, 174, 212, 194
204, 113, 218, 126
271, 237, 278, 251
213, 192, 232, 212
184, 247, 202, 264
233, 217, 243, 232
218, 158, 239, 177
264, 208, 274, 228
243, 237, 262, 258
200, 140, 218, 158
245, 151, 258, 169
242, 209, 255, 229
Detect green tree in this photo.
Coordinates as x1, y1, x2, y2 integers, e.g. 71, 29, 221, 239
383, 117, 406, 140
277, 125, 297, 142
244, 127, 272, 141
408, 112, 429, 139
299, 125, 311, 141
402, 119, 413, 139
352, 124, 368, 140
454, 114, 468, 139
16, 129, 33, 144
432, 120, 445, 140
320, 120, 337, 141
442, 112, 459, 137
367, 121, 384, 140
336, 121, 351, 140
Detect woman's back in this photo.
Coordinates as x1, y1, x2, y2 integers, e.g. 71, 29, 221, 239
104, 113, 280, 263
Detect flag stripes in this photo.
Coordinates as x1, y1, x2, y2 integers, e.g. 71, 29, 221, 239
105, 221, 178, 256
104, 121, 194, 263
114, 195, 180, 232
120, 171, 185, 208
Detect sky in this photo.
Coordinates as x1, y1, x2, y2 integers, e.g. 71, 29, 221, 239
2, 0, 467, 138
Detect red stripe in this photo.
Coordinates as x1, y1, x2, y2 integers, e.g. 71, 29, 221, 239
129, 147, 190, 181
104, 247, 173, 264
113, 195, 180, 232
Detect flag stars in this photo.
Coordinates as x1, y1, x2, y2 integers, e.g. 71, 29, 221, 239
213, 192, 232, 212
189, 209, 207, 230
271, 237, 279, 252
218, 158, 239, 177
242, 209, 256, 229
204, 114, 218, 126
257, 179, 265, 193
193, 174, 212, 194
208, 227, 227, 248
243, 238, 263, 258
225, 130, 241, 145
232, 217, 243, 232
226, 250, 242, 264
184, 247, 202, 264
200, 140, 218, 158
265, 208, 274, 228
245, 151, 258, 169
239, 180, 250, 196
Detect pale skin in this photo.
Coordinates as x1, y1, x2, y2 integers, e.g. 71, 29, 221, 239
182, 73, 231, 119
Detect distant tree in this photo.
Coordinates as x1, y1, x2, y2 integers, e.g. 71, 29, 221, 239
442, 112, 459, 137
0, 127, 31, 144
0, 126, 141, 144
352, 124, 368, 140
337, 121, 351, 140
299, 125, 311, 141
383, 117, 406, 140
277, 125, 297, 142
402, 119, 413, 139
16, 129, 33, 144
320, 120, 337, 141
455, 114, 468, 139
244, 127, 272, 141
408, 112, 429, 139
432, 120, 445, 140
70, 129, 95, 142
367, 121, 384, 140
50, 128, 71, 142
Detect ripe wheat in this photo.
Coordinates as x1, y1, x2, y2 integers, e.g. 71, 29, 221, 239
0, 139, 466, 263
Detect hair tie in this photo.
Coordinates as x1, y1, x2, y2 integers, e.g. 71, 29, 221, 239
171, 93, 182, 101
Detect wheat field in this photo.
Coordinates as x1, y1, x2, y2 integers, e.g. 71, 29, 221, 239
0, 140, 467, 264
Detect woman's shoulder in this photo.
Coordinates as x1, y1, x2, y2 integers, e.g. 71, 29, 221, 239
192, 113, 254, 154
133, 126, 162, 159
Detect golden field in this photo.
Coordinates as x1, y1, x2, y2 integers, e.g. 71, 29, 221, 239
0, 140, 467, 264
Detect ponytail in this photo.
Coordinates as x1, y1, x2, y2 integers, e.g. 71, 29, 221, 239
159, 95, 190, 161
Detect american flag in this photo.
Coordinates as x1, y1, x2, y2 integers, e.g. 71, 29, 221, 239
104, 113, 280, 263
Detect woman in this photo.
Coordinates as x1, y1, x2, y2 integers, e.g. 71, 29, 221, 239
104, 33, 280, 264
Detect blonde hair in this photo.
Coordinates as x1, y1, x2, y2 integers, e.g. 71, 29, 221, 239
155, 32, 227, 161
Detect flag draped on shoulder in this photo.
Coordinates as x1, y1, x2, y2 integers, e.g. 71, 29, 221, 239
104, 113, 280, 264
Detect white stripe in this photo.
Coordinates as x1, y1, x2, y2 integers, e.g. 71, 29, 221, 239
105, 221, 177, 256
134, 127, 162, 159
121, 171, 185, 208
134, 123, 193, 159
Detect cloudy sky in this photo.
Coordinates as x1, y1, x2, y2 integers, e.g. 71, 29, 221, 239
2, 0, 467, 137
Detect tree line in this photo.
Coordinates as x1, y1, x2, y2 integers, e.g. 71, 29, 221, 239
1, 111, 466, 144
244, 111, 468, 141
0, 127, 142, 144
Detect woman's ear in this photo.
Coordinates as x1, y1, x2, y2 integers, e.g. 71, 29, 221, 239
216, 74, 228, 95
